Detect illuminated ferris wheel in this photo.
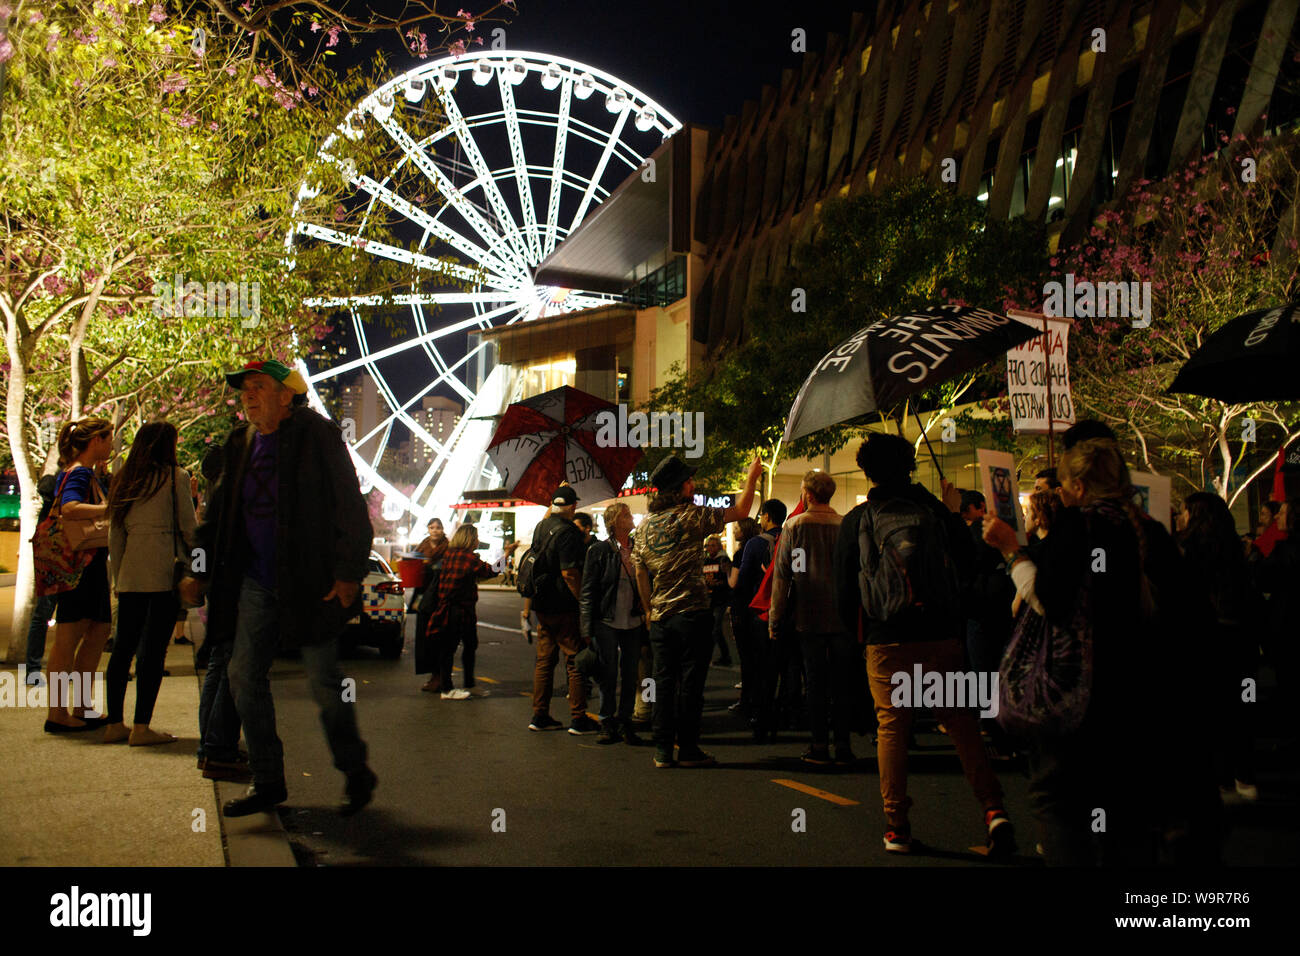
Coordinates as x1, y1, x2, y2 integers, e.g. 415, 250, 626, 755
287, 51, 680, 525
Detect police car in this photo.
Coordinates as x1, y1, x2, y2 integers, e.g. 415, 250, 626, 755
343, 551, 406, 659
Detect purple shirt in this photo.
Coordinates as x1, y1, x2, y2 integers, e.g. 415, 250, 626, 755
242, 430, 279, 589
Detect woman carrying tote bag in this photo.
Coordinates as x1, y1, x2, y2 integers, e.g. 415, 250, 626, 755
104, 422, 198, 746
43, 418, 116, 734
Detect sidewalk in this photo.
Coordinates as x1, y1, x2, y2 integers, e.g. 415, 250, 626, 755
0, 592, 293, 867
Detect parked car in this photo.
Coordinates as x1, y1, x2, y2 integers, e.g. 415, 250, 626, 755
343, 551, 406, 660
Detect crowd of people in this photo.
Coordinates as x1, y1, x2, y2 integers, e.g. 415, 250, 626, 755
27, 349, 1297, 859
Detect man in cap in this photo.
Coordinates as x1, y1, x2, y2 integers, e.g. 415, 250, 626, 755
527, 485, 598, 735
180, 359, 377, 817
633, 454, 763, 768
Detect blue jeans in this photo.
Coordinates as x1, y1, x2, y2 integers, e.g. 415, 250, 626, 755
25, 594, 56, 678
593, 621, 641, 722
648, 609, 713, 753
198, 638, 242, 763
226, 576, 367, 788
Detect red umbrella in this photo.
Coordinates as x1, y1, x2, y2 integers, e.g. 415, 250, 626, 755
485, 385, 643, 506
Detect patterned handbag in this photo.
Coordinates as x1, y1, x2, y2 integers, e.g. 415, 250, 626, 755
996, 571, 1094, 739
30, 471, 96, 597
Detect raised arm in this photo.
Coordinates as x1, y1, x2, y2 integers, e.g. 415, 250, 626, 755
722, 456, 765, 525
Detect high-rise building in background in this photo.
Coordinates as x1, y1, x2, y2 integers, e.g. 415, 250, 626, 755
337, 372, 385, 466
413, 396, 463, 465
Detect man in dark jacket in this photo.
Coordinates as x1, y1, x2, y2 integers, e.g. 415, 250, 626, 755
180, 359, 376, 818
833, 433, 1014, 856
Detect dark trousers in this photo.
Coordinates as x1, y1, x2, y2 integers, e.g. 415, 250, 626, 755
732, 604, 755, 713
711, 604, 731, 664
755, 611, 802, 732
106, 591, 179, 725
198, 638, 242, 762
800, 630, 858, 749
593, 621, 642, 722
437, 610, 477, 689
25, 593, 57, 676
649, 609, 713, 753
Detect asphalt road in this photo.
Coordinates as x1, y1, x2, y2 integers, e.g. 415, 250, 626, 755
257, 590, 1292, 867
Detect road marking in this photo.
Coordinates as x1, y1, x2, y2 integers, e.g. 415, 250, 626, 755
477, 676, 499, 684
478, 622, 519, 633
771, 779, 860, 806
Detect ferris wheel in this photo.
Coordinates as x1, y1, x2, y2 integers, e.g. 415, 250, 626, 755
286, 50, 681, 527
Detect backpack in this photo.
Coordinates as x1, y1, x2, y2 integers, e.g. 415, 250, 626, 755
516, 522, 565, 600
415, 558, 444, 615
858, 497, 961, 624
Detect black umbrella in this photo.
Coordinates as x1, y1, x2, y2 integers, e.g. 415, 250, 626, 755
1167, 304, 1300, 403
783, 305, 1041, 461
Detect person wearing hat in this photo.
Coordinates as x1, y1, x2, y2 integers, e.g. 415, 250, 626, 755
632, 453, 764, 768
526, 484, 598, 735
179, 359, 378, 817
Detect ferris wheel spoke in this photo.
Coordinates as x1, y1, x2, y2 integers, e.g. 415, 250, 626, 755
438, 94, 534, 267
570, 107, 632, 234
305, 290, 520, 309
307, 301, 525, 383
497, 74, 543, 263
295, 222, 489, 285
376, 116, 529, 276
543, 81, 573, 258
351, 173, 519, 280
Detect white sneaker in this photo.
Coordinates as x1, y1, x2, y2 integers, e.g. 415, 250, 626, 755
1235, 780, 1259, 801
734, 682, 743, 689
440, 689, 471, 700
468, 687, 490, 698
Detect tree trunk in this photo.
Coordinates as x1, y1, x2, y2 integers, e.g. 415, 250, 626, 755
3, 316, 38, 663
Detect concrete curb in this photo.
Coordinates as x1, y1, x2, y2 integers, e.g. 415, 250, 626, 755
216, 779, 298, 867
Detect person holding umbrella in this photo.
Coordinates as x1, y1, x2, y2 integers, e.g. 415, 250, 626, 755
632, 453, 764, 769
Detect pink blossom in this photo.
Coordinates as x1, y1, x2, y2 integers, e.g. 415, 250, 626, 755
225, 64, 236, 75
0, 37, 11, 63
252, 74, 270, 87
333, 204, 346, 221
465, 19, 475, 32
1225, 106, 1236, 116
209, 120, 219, 130
28, 8, 43, 21
177, 111, 198, 127
0, 3, 11, 17
326, 24, 341, 47
310, 20, 321, 32
161, 72, 188, 93
449, 39, 466, 56
148, 3, 166, 23
43, 274, 69, 295
103, 56, 117, 67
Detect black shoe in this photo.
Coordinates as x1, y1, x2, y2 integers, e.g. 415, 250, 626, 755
833, 747, 858, 766
175, 636, 193, 645
800, 746, 833, 766
223, 782, 288, 817
44, 718, 96, 734
727, 700, 745, 713
340, 766, 378, 817
568, 715, 600, 735
528, 713, 564, 732
597, 720, 622, 744
623, 728, 645, 746
677, 747, 717, 768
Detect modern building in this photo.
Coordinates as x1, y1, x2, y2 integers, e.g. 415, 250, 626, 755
452, 0, 1300, 530
412, 396, 463, 465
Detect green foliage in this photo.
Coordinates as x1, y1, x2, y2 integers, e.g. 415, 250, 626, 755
645, 179, 1047, 486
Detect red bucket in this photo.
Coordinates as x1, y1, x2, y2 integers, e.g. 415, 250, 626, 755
396, 553, 426, 589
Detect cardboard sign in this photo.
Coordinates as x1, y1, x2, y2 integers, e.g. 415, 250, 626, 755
1006, 310, 1075, 434
1129, 471, 1173, 532
977, 449, 1027, 546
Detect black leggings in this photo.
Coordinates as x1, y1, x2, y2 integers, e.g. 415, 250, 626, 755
437, 609, 478, 690
106, 591, 180, 725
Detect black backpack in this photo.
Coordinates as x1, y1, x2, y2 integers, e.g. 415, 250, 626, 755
516, 522, 565, 600
416, 558, 444, 615
858, 497, 962, 624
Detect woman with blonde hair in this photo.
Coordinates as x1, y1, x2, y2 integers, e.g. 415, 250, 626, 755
425, 524, 518, 700
44, 418, 115, 733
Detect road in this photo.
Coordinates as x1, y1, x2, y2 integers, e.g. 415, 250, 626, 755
259, 589, 1289, 867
